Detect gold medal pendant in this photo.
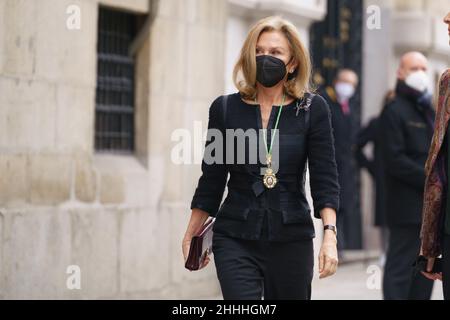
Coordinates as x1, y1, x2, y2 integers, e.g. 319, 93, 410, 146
263, 155, 277, 189
263, 167, 277, 189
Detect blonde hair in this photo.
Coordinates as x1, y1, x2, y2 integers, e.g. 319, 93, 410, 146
233, 16, 312, 100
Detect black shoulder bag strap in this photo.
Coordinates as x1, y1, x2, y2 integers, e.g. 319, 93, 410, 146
221, 94, 228, 127
295, 92, 316, 182
214, 94, 229, 216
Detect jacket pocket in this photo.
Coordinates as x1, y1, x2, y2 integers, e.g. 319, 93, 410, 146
217, 199, 250, 221
405, 123, 431, 154
280, 205, 312, 224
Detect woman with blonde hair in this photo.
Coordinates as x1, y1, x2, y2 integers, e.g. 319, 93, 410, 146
183, 16, 340, 300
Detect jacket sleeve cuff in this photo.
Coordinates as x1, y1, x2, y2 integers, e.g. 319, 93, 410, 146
190, 201, 218, 217
313, 201, 339, 219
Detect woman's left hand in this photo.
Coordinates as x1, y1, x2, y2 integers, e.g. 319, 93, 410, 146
319, 231, 339, 279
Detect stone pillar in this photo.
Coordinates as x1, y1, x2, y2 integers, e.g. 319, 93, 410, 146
146, 0, 228, 298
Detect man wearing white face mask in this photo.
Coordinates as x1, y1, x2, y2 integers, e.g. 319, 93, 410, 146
321, 69, 359, 252
380, 51, 435, 300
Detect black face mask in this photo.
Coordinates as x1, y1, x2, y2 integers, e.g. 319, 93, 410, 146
256, 55, 294, 88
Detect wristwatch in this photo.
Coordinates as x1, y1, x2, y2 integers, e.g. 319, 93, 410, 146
324, 225, 337, 235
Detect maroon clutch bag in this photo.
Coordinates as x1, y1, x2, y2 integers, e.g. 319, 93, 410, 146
184, 218, 215, 271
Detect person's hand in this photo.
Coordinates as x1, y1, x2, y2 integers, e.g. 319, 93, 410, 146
319, 231, 338, 279
419, 246, 442, 281
182, 233, 210, 271
182, 209, 211, 271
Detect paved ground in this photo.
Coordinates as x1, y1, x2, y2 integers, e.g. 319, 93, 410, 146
312, 260, 443, 300
209, 260, 444, 300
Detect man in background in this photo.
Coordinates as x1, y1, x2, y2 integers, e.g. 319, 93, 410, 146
355, 90, 396, 266
321, 69, 359, 252
380, 52, 435, 300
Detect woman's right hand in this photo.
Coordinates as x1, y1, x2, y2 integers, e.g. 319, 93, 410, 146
419, 245, 442, 281
182, 232, 211, 270
182, 234, 192, 263
182, 209, 211, 270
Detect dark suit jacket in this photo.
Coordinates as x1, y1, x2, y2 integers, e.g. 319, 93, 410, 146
380, 94, 435, 227
320, 86, 357, 217
356, 117, 387, 227
190, 92, 340, 241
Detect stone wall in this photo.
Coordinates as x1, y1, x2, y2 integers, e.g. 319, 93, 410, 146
0, 0, 227, 299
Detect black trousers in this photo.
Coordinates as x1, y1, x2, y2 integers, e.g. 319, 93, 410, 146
383, 225, 434, 300
212, 215, 314, 300
443, 234, 450, 300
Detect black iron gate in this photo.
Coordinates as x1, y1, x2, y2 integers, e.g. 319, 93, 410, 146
310, 0, 364, 250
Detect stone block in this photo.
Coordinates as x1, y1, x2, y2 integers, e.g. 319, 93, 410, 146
119, 208, 170, 293
2, 209, 72, 299
74, 153, 97, 203
149, 17, 186, 97
0, 0, 5, 74
1, 0, 38, 76
0, 211, 3, 299
0, 154, 29, 206
29, 154, 72, 205
69, 208, 119, 298
0, 78, 57, 150
55, 84, 95, 154
99, 172, 125, 204
186, 25, 225, 100
33, 0, 97, 86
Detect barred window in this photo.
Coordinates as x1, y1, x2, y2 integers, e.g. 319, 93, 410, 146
95, 7, 137, 152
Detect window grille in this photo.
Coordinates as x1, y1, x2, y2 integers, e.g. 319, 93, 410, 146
95, 7, 137, 152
